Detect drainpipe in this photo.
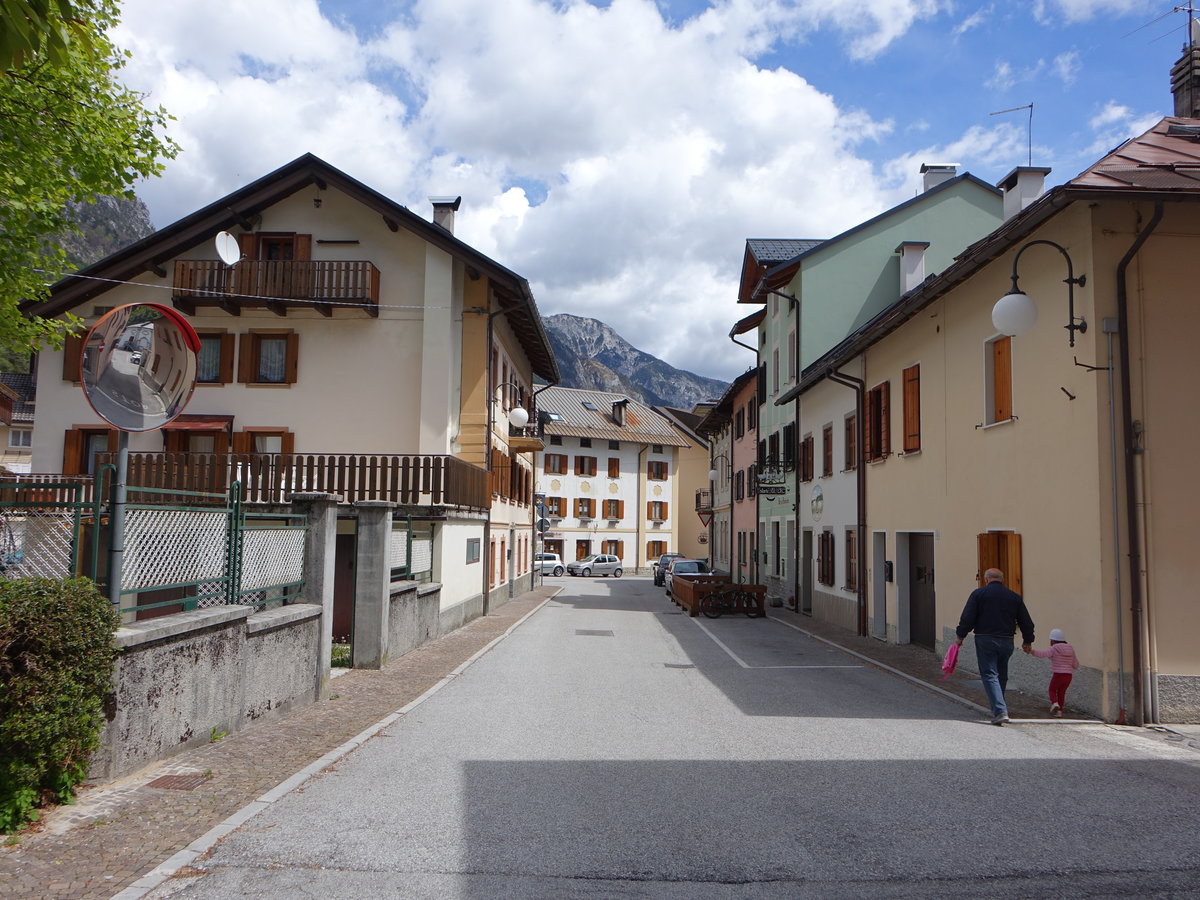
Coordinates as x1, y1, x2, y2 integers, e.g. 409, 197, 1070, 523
826, 366, 867, 637
532, 382, 558, 590
1115, 199, 1163, 725
637, 444, 648, 573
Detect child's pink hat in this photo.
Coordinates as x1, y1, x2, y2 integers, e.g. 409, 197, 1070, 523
1049, 628, 1066, 642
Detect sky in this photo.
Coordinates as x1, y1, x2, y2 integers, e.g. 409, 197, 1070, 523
109, 0, 1183, 383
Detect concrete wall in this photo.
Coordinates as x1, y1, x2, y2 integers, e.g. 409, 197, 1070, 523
94, 603, 322, 781
388, 581, 440, 658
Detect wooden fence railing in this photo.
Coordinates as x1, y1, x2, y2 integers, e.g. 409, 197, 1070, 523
94, 453, 490, 508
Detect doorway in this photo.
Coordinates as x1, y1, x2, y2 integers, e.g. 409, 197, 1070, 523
907, 533, 936, 650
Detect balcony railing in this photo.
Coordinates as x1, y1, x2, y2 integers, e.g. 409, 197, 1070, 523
173, 259, 381, 316
95, 453, 489, 509
695, 489, 712, 512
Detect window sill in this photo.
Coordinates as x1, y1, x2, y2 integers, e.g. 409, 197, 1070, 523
979, 417, 1016, 430
897, 448, 922, 458
244, 383, 293, 389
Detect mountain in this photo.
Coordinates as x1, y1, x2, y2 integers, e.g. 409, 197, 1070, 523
58, 195, 156, 269
543, 313, 729, 411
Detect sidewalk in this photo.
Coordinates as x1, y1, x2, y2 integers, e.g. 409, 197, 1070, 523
0, 588, 557, 900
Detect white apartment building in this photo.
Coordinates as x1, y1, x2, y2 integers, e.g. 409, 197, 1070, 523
534, 386, 697, 572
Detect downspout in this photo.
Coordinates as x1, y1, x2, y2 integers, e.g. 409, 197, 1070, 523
532, 382, 558, 590
637, 444, 648, 573
1115, 199, 1163, 725
791, 396, 800, 612
730, 332, 757, 354
826, 367, 867, 638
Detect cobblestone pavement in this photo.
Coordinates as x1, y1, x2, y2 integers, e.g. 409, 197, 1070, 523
0, 589, 557, 900
2, 585, 1191, 900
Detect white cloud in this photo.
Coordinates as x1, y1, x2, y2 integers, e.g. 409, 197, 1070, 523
1037, 0, 1159, 24
109, 0, 918, 381
954, 5, 992, 36
1053, 50, 1080, 86
1084, 101, 1161, 155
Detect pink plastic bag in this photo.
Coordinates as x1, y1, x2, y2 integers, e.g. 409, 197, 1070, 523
941, 643, 959, 680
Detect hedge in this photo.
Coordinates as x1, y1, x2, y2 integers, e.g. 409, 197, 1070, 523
0, 578, 117, 832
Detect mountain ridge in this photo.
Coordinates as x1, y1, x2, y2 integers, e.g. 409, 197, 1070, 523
542, 313, 729, 411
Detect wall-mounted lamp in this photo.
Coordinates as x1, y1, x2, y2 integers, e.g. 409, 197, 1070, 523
495, 381, 529, 428
708, 452, 730, 483
313, 196, 322, 209
991, 239, 1087, 347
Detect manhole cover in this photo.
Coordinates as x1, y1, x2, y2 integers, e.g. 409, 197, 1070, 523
575, 629, 614, 637
664, 663, 695, 669
146, 774, 211, 791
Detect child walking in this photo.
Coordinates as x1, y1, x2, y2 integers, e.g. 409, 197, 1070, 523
1027, 628, 1080, 716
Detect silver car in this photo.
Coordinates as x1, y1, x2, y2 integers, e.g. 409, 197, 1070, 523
566, 554, 623, 577
534, 552, 565, 577
664, 558, 709, 596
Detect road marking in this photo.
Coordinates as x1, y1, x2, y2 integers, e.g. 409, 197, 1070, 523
690, 617, 863, 670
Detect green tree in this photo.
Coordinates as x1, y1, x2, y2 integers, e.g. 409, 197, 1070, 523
0, 0, 178, 352
0, 0, 101, 70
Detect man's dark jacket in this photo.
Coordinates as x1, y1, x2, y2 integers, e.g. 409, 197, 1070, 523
956, 581, 1035, 643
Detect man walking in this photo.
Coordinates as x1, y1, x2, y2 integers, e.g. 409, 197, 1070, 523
955, 568, 1035, 725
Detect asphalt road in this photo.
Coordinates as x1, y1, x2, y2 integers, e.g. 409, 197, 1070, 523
147, 576, 1200, 899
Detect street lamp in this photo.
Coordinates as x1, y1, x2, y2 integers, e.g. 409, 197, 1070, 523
495, 380, 530, 429
708, 452, 730, 483
992, 239, 1088, 347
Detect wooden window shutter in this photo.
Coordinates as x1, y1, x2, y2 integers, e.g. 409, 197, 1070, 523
617, 540, 624, 559
237, 232, 257, 258
164, 429, 188, 452
646, 501, 652, 519
237, 334, 254, 383
1000, 532, 1023, 596
284, 333, 299, 384
608, 457, 620, 478
574, 498, 582, 517
879, 382, 891, 457
822, 425, 832, 477
62, 429, 83, 474
903, 365, 921, 452
993, 337, 1012, 422
232, 432, 252, 453
280, 431, 295, 454
661, 501, 669, 519
617, 500, 625, 519
219, 333, 235, 383
575, 456, 583, 476
62, 334, 83, 382
294, 233, 312, 260
863, 391, 875, 462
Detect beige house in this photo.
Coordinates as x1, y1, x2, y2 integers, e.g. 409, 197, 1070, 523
21, 154, 558, 627
534, 386, 707, 572
779, 117, 1200, 724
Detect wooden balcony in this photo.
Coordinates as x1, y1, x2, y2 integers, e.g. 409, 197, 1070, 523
507, 423, 545, 453
173, 259, 381, 317
95, 453, 489, 509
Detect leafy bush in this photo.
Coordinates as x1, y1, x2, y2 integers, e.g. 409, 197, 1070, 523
0, 578, 116, 832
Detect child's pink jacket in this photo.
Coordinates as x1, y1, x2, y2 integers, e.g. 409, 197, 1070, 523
1032, 643, 1080, 673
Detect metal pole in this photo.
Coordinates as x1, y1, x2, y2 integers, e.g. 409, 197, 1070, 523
108, 430, 129, 610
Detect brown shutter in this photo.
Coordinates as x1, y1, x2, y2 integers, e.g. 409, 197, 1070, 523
993, 337, 1012, 422
236, 233, 257, 297
646, 501, 652, 519
618, 500, 625, 518
575, 456, 582, 476
662, 501, 668, 519
616, 540, 624, 560
62, 334, 83, 382
238, 334, 254, 383
608, 457, 619, 478
903, 365, 921, 452
62, 429, 82, 474
294, 234, 312, 260
574, 498, 581, 517
164, 429, 187, 452
1000, 532, 1023, 596
863, 392, 875, 462
284, 333, 299, 384
219, 333, 235, 383
232, 432, 252, 453
879, 381, 891, 457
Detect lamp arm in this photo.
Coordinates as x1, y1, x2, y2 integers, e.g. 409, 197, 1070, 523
1009, 239, 1088, 347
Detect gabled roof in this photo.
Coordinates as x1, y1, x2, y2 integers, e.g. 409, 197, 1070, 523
737, 238, 825, 303
777, 117, 1200, 405
753, 171, 1003, 301
0, 372, 35, 424
696, 367, 758, 436
21, 153, 559, 382
538, 385, 691, 447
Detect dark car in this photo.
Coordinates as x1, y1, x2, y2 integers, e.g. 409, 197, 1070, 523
652, 552, 685, 586
664, 558, 709, 596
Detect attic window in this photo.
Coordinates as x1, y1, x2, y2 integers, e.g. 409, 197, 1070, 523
582, 402, 598, 411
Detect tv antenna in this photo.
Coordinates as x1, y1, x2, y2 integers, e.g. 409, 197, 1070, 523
990, 102, 1033, 167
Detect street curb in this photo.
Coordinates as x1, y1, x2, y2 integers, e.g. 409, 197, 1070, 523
110, 592, 557, 900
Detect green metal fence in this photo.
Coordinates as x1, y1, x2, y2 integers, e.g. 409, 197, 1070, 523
0, 476, 107, 583
389, 515, 434, 583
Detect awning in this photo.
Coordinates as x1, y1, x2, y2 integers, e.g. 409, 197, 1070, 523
162, 414, 234, 431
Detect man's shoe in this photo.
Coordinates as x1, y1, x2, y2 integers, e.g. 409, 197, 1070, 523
991, 713, 1010, 726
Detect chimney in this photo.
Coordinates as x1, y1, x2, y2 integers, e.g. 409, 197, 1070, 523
997, 166, 1051, 221
896, 241, 929, 294
612, 398, 628, 426
920, 163, 958, 192
430, 196, 461, 233
1171, 27, 1200, 117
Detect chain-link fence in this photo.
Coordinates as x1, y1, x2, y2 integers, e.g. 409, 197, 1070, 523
389, 516, 434, 583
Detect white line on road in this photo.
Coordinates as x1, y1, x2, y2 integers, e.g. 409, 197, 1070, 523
689, 616, 863, 670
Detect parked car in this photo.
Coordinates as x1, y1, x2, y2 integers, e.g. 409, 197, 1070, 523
652, 552, 685, 586
534, 553, 565, 577
566, 554, 623, 577
664, 558, 709, 596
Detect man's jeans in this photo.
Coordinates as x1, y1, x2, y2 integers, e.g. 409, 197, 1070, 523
974, 634, 1015, 717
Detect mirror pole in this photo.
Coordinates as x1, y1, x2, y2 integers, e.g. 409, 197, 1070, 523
108, 430, 129, 611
